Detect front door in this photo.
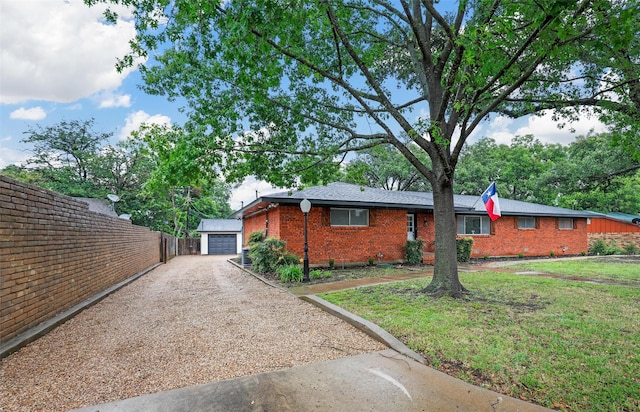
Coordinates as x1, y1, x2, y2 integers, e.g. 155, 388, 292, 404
407, 214, 415, 240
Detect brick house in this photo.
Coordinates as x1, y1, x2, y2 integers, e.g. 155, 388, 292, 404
230, 182, 599, 266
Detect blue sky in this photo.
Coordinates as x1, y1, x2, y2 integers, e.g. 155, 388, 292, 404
0, 0, 608, 209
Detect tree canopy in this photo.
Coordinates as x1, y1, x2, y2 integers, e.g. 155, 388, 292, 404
87, 0, 640, 296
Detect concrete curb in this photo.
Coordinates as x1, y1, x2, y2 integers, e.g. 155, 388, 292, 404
0, 263, 163, 359
300, 294, 426, 364
228, 259, 426, 365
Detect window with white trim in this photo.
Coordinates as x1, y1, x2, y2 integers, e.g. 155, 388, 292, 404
518, 216, 536, 229
558, 218, 574, 229
330, 208, 369, 226
457, 215, 490, 235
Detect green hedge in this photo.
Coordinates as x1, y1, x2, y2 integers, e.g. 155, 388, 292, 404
456, 237, 473, 262
405, 239, 425, 265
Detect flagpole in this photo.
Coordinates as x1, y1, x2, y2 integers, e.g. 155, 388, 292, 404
470, 195, 482, 210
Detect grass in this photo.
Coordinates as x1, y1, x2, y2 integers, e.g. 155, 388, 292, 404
502, 257, 640, 285
319, 272, 640, 411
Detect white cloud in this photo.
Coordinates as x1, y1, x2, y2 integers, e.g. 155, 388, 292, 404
0, 143, 29, 168
469, 111, 608, 146
97, 91, 132, 108
0, 0, 142, 104
9, 106, 46, 120
229, 177, 282, 211
118, 110, 172, 140
512, 110, 607, 145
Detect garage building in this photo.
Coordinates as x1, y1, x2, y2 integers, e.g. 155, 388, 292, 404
196, 219, 243, 255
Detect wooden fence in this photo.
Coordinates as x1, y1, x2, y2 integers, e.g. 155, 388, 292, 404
178, 237, 201, 255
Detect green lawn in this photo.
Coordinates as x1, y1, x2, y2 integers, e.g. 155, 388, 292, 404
320, 272, 640, 411
502, 257, 640, 285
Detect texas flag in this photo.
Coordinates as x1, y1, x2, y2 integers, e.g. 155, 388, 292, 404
481, 182, 501, 221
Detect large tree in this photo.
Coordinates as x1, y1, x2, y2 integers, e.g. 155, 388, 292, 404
88, 0, 639, 297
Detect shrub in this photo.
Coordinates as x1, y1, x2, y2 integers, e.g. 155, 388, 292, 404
550, 250, 556, 257
623, 243, 639, 255
328, 258, 335, 268
278, 265, 303, 282
248, 237, 299, 273
604, 241, 623, 255
590, 239, 624, 255
368, 257, 375, 266
518, 253, 525, 258
589, 239, 608, 255
310, 269, 332, 280
404, 239, 425, 265
456, 237, 474, 262
248, 230, 266, 246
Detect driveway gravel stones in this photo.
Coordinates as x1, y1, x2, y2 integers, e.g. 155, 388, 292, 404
0, 256, 385, 411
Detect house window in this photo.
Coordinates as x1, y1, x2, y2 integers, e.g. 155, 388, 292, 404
559, 218, 574, 229
457, 215, 490, 235
330, 208, 369, 226
518, 216, 536, 229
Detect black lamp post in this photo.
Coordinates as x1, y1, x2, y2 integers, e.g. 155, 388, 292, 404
300, 198, 311, 282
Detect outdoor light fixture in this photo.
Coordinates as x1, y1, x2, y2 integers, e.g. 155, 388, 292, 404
300, 199, 311, 282
424, 218, 428, 227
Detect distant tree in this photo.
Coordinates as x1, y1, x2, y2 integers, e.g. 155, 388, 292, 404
543, 133, 640, 213
21, 119, 110, 189
341, 145, 431, 191
456, 133, 640, 213
455, 136, 565, 203
0, 164, 43, 185
10, 120, 233, 233
454, 138, 502, 195
136, 124, 232, 236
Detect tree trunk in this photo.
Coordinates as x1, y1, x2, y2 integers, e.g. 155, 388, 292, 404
423, 179, 469, 298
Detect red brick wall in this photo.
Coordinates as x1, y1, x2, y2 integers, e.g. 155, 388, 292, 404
277, 205, 410, 265
0, 176, 161, 345
242, 210, 268, 244
464, 216, 588, 257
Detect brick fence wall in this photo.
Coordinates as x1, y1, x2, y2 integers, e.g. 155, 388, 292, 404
0, 176, 162, 345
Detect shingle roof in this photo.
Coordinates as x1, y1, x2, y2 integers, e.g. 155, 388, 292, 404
196, 219, 242, 232
233, 182, 601, 218
75, 197, 118, 218
259, 182, 434, 209
454, 194, 601, 218
598, 212, 640, 224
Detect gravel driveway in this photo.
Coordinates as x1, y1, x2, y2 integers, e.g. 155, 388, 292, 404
1, 256, 385, 411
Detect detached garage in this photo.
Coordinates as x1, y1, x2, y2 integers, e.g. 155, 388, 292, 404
197, 219, 243, 255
